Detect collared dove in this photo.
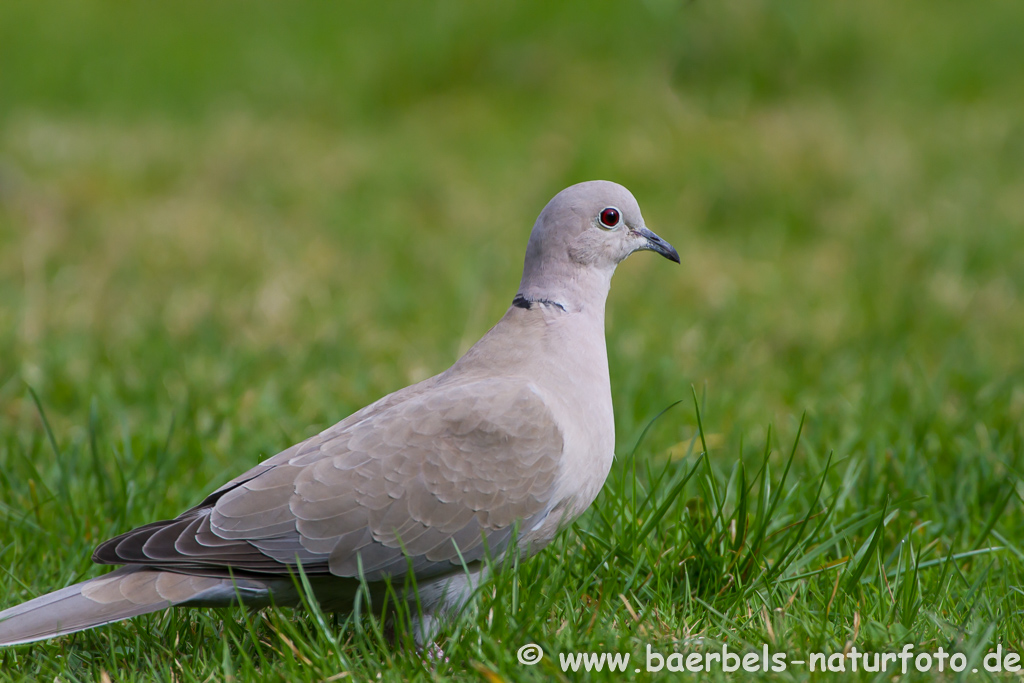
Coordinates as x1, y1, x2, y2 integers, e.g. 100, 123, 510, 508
0, 180, 679, 647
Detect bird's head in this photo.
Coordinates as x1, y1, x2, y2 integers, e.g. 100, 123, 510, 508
517, 180, 678, 309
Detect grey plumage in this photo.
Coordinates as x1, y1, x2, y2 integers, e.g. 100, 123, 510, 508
0, 180, 679, 647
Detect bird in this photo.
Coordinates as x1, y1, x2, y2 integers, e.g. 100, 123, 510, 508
0, 180, 679, 647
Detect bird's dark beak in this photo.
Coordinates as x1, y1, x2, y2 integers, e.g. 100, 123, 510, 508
635, 227, 680, 264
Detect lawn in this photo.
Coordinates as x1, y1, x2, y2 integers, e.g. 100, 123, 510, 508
2, 1, 1024, 680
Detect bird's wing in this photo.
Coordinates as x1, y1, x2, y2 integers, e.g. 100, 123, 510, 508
199, 378, 438, 499
94, 378, 563, 581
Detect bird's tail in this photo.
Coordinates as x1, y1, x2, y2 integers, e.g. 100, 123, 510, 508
0, 566, 273, 646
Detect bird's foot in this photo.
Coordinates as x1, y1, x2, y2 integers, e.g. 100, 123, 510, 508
422, 641, 450, 666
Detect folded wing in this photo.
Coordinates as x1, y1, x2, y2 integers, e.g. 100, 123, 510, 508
94, 379, 562, 582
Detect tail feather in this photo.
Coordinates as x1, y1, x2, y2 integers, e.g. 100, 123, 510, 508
0, 567, 275, 646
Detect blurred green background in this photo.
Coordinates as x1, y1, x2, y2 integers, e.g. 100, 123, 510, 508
2, 1, 1023, 456
1, 0, 1024, 677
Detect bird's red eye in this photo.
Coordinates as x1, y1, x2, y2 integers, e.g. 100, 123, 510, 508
599, 207, 620, 228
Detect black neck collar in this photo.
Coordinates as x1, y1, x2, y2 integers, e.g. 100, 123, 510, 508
512, 294, 567, 312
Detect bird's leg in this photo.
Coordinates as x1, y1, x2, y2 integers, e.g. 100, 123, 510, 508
422, 641, 449, 665
411, 612, 439, 649
413, 614, 450, 666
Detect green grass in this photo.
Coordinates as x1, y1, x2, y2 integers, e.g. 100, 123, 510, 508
2, 0, 1024, 680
